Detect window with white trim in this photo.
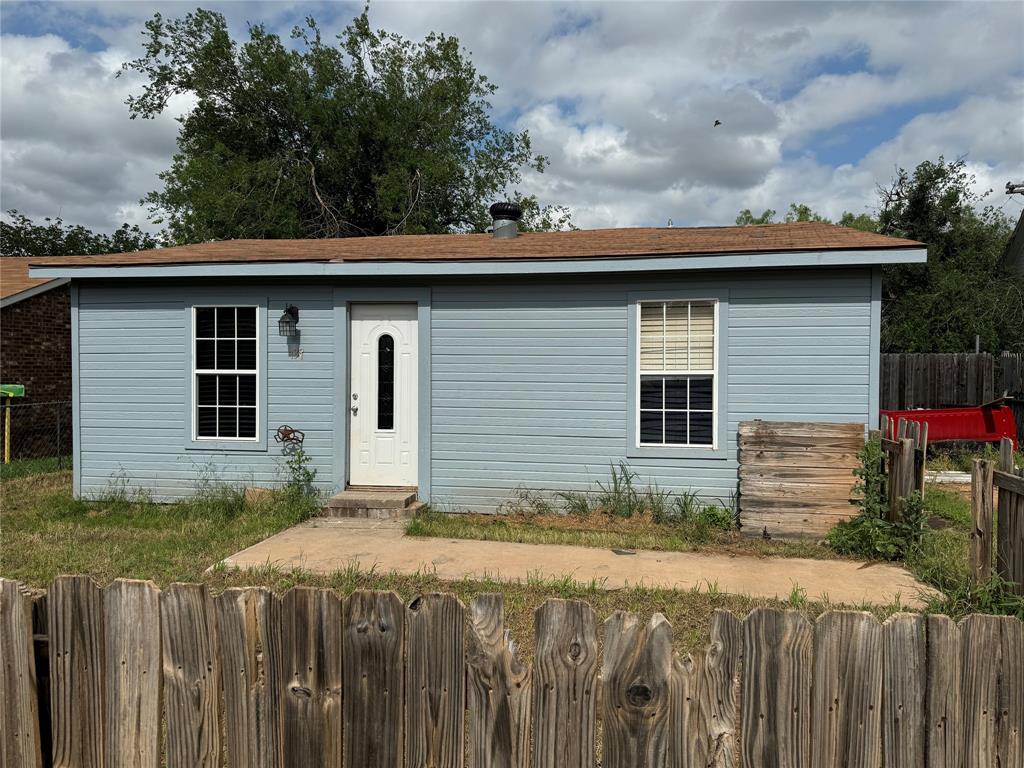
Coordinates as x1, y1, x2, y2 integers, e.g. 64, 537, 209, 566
638, 300, 716, 446
194, 306, 258, 439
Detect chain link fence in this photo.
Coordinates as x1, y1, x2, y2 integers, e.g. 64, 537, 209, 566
1, 399, 72, 478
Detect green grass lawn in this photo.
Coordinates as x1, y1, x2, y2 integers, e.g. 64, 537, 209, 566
1, 471, 316, 586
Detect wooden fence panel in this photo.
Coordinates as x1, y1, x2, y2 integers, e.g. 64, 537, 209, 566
280, 587, 343, 768
0, 578, 42, 768
738, 421, 864, 538
161, 583, 221, 768
881, 353, 996, 410
811, 612, 883, 768
531, 599, 598, 768
103, 579, 161, 768
601, 612, 673, 768
9, 577, 1024, 767
741, 608, 813, 767
466, 594, 531, 768
669, 610, 741, 768
216, 587, 283, 768
406, 593, 465, 768
924, 615, 962, 767
48, 575, 105, 768
881, 614, 926, 768
342, 590, 404, 768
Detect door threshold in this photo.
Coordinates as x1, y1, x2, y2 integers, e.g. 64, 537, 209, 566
345, 484, 418, 492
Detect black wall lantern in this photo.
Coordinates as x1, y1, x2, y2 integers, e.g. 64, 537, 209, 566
278, 305, 300, 337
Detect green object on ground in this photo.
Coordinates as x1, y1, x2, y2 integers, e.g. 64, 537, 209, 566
0, 384, 25, 397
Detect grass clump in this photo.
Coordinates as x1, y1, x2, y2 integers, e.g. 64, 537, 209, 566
928, 442, 1024, 474
0, 455, 70, 481
409, 463, 838, 561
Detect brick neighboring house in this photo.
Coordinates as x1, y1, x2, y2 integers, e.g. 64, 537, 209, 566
1, 258, 72, 459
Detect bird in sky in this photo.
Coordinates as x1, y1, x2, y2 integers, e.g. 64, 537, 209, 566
714, 119, 722, 127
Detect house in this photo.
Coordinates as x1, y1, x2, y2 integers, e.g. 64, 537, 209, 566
29, 210, 925, 513
1, 258, 72, 459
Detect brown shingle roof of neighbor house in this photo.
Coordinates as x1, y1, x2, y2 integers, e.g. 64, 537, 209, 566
0, 257, 63, 302
31, 221, 923, 268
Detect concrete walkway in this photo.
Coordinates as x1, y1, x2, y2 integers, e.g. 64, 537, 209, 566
222, 518, 938, 608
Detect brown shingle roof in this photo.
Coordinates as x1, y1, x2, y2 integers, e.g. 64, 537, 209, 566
30, 221, 922, 269
1, 258, 60, 302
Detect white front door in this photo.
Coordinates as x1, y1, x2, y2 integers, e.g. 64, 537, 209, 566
348, 304, 418, 486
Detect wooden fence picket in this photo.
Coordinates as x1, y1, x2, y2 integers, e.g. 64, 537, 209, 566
0, 578, 42, 768
342, 590, 404, 768
881, 613, 926, 768
970, 460, 995, 584
279, 587, 343, 768
161, 582, 221, 768
924, 615, 961, 767
959, 614, 1023, 767
668, 609, 741, 768
601, 612, 674, 768
741, 608, 813, 768
466, 594, 531, 768
811, 611, 883, 768
531, 599, 598, 768
406, 593, 465, 768
216, 587, 283, 768
48, 575, 105, 768
103, 579, 161, 768
994, 615, 1023, 767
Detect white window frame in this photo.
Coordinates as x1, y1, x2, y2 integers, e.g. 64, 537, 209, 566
634, 298, 719, 449
191, 305, 260, 442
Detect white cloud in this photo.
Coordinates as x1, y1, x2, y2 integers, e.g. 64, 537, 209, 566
1, 0, 1022, 235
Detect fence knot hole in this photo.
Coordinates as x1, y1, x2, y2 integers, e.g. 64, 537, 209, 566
627, 682, 653, 707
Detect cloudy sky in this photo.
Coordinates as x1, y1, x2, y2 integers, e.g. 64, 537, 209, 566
2, 0, 1023, 234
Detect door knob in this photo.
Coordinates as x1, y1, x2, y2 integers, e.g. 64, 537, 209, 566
350, 405, 358, 415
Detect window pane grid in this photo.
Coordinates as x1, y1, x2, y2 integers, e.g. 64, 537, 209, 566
637, 298, 716, 448
194, 306, 258, 440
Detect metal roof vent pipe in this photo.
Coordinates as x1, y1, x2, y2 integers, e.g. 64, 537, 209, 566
489, 201, 523, 238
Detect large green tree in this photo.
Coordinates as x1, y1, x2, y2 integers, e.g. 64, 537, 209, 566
875, 158, 1021, 353
122, 7, 569, 242
0, 210, 162, 257
734, 159, 1023, 353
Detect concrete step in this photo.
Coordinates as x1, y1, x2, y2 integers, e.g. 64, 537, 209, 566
321, 489, 421, 519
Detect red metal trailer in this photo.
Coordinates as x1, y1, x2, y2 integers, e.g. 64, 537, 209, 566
880, 398, 1018, 450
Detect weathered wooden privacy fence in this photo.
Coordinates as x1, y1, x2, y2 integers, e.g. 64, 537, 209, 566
879, 415, 928, 520
737, 421, 863, 538
880, 352, 998, 410
3, 577, 1022, 768
970, 437, 1024, 594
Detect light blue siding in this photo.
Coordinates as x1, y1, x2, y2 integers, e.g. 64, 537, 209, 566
429, 269, 874, 511
74, 267, 876, 509
77, 283, 337, 499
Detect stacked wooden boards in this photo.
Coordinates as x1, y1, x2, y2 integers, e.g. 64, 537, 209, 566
738, 421, 865, 538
